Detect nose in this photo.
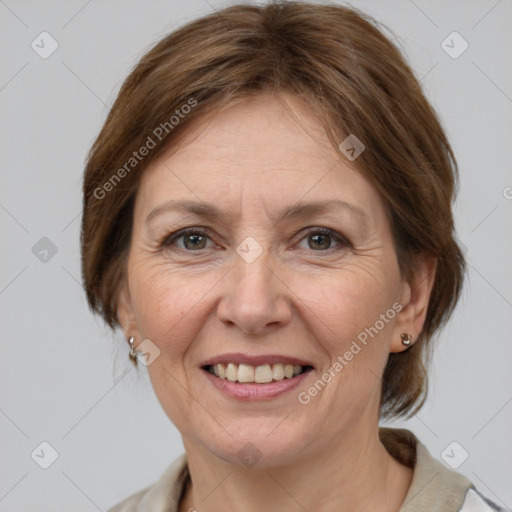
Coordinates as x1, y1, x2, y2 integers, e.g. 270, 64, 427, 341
217, 247, 292, 336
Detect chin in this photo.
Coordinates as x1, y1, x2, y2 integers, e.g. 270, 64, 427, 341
197, 418, 315, 469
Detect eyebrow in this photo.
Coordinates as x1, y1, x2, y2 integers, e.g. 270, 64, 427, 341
145, 199, 368, 225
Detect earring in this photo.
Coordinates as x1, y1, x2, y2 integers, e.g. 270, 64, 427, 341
401, 333, 412, 346
128, 337, 138, 366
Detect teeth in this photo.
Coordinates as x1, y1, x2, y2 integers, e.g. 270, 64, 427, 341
237, 364, 254, 383
254, 364, 273, 383
272, 363, 284, 380
208, 362, 308, 383
225, 363, 238, 382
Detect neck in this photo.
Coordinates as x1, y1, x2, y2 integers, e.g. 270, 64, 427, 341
178, 424, 413, 512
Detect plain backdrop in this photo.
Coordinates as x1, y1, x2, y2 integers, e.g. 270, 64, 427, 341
1, 0, 511, 510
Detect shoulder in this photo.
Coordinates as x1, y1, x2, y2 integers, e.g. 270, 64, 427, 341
106, 454, 189, 512
379, 427, 510, 512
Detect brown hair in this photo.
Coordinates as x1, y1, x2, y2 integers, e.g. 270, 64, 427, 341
81, 1, 465, 419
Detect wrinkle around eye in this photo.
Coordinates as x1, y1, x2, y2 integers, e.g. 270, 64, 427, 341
154, 227, 351, 255
139, 220, 379, 262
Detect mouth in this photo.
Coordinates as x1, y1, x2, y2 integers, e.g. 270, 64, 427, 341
199, 353, 315, 400
202, 362, 314, 384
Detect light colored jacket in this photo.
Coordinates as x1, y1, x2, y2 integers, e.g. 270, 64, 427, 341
107, 428, 509, 511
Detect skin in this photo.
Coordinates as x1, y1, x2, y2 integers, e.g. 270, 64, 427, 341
118, 92, 436, 512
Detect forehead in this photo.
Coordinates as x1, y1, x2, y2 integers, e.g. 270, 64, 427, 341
136, 92, 385, 223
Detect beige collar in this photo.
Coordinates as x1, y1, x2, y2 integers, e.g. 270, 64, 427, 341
379, 428, 473, 511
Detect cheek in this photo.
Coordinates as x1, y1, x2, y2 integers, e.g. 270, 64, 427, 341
129, 264, 217, 354
302, 275, 399, 420
313, 263, 400, 362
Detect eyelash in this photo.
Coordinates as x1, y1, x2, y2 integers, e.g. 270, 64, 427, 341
158, 227, 352, 253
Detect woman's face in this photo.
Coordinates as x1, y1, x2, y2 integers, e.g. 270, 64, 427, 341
120, 93, 420, 467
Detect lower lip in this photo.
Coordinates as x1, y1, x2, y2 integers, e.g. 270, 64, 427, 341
202, 369, 312, 400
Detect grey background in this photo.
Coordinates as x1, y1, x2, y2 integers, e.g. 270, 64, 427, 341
1, 0, 511, 510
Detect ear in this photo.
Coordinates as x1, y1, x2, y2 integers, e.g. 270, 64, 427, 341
390, 254, 437, 353
117, 281, 139, 341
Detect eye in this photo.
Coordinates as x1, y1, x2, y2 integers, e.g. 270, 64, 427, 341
159, 228, 214, 251
297, 228, 351, 252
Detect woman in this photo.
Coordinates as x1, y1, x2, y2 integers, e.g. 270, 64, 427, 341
81, 2, 508, 511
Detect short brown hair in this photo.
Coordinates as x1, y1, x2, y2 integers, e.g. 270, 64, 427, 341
81, 1, 465, 419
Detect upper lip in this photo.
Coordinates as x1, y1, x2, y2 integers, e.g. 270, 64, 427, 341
201, 352, 314, 368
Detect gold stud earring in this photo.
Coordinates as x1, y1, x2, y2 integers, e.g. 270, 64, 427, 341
401, 333, 412, 346
128, 337, 138, 366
